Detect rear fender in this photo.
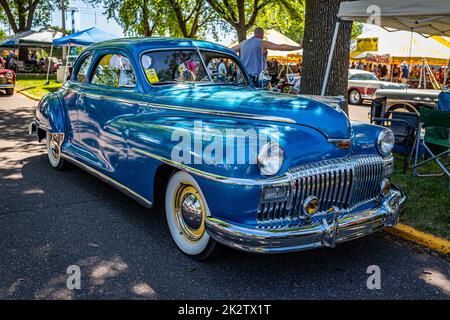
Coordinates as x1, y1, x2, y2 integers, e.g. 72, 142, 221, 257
35, 93, 66, 134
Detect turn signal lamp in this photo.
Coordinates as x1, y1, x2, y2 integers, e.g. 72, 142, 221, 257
303, 196, 319, 216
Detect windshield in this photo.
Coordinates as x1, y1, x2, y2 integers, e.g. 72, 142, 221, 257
141, 49, 249, 86
350, 73, 379, 81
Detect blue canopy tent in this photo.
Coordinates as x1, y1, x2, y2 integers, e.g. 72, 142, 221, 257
52, 27, 117, 47
47, 27, 117, 83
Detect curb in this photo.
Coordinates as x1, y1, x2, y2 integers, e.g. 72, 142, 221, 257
386, 223, 450, 255
17, 90, 40, 101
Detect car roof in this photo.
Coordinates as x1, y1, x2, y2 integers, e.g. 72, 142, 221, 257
348, 69, 374, 76
87, 37, 237, 56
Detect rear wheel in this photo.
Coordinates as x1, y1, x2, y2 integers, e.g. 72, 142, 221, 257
5, 88, 14, 96
165, 171, 221, 260
46, 131, 67, 170
348, 89, 362, 105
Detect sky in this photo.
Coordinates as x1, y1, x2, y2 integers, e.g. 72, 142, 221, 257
51, 0, 124, 37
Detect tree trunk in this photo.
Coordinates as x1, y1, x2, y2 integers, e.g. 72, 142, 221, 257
300, 0, 352, 114
237, 26, 247, 42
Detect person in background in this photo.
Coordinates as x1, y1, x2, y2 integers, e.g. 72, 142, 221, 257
373, 63, 379, 76
380, 64, 388, 80
438, 67, 444, 83
400, 61, 409, 84
231, 27, 302, 87
267, 58, 279, 86
355, 60, 363, 70
350, 61, 356, 69
392, 64, 399, 82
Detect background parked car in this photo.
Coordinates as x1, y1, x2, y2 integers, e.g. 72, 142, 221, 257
348, 69, 406, 104
0, 67, 15, 96
375, 88, 441, 114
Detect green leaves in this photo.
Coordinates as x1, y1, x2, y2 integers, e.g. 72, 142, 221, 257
0, 0, 57, 33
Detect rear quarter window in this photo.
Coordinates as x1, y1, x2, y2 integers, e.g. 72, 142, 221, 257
75, 55, 92, 83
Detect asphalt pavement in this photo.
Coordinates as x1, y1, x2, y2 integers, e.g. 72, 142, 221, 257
0, 92, 449, 299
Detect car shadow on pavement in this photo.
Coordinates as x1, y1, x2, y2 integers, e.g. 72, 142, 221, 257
1, 152, 449, 299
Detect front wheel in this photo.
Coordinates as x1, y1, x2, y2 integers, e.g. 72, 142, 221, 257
46, 131, 67, 170
348, 89, 362, 105
5, 88, 14, 96
165, 171, 221, 260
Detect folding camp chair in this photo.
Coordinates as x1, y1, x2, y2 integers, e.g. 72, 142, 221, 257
413, 107, 450, 189
370, 97, 419, 172
438, 90, 450, 111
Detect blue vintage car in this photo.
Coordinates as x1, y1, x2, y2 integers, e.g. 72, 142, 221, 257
29, 38, 405, 260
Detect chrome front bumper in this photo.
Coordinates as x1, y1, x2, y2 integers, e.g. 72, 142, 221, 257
0, 83, 14, 89
205, 186, 406, 253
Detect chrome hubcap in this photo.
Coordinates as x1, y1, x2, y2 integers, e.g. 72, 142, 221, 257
181, 193, 203, 230
47, 134, 60, 161
173, 184, 206, 241
350, 91, 360, 103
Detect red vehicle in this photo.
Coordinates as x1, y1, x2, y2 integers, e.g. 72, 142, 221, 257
0, 65, 15, 96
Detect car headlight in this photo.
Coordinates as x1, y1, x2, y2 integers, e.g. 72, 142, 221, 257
257, 142, 284, 176
377, 129, 395, 155
5, 71, 13, 79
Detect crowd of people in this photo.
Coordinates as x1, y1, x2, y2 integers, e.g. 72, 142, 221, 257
350, 59, 449, 86
1, 49, 53, 72
0, 50, 17, 70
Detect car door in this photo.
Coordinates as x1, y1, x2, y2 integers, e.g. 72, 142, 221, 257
62, 52, 93, 145
77, 50, 146, 183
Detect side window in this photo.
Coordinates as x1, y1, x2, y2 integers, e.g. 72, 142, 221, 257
75, 55, 92, 82
91, 54, 136, 88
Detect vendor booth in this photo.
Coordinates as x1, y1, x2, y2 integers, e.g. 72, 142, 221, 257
351, 26, 450, 66
321, 0, 450, 95
0, 28, 63, 72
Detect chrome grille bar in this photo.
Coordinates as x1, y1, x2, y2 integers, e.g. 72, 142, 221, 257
257, 155, 390, 228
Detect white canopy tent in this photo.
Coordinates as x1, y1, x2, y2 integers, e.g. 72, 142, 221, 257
228, 29, 302, 58
265, 29, 302, 58
351, 26, 450, 64
321, 0, 450, 95
337, 0, 450, 37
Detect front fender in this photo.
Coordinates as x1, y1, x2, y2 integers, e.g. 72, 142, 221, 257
350, 120, 384, 155
35, 93, 66, 134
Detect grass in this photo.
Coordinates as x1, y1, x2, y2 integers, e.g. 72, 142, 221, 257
15, 74, 62, 100
392, 153, 450, 240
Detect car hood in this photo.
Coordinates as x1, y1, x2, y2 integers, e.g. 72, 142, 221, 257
150, 85, 351, 139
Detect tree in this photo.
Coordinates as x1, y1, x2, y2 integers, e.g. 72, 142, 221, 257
0, 0, 55, 33
90, 0, 219, 39
0, 28, 6, 41
255, 0, 305, 44
300, 0, 353, 114
206, 0, 272, 42
168, 0, 217, 38
96, 0, 168, 37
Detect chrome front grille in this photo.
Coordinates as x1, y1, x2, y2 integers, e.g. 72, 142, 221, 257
257, 155, 390, 228
0, 76, 6, 85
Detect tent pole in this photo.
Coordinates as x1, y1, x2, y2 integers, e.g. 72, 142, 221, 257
45, 44, 53, 85
63, 45, 70, 82
321, 19, 340, 96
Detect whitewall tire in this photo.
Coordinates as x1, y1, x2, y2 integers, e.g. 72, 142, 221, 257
349, 89, 362, 105
46, 131, 67, 170
165, 171, 220, 260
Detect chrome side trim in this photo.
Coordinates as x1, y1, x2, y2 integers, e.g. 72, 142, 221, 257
71, 90, 296, 124
61, 153, 153, 208
131, 147, 289, 186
